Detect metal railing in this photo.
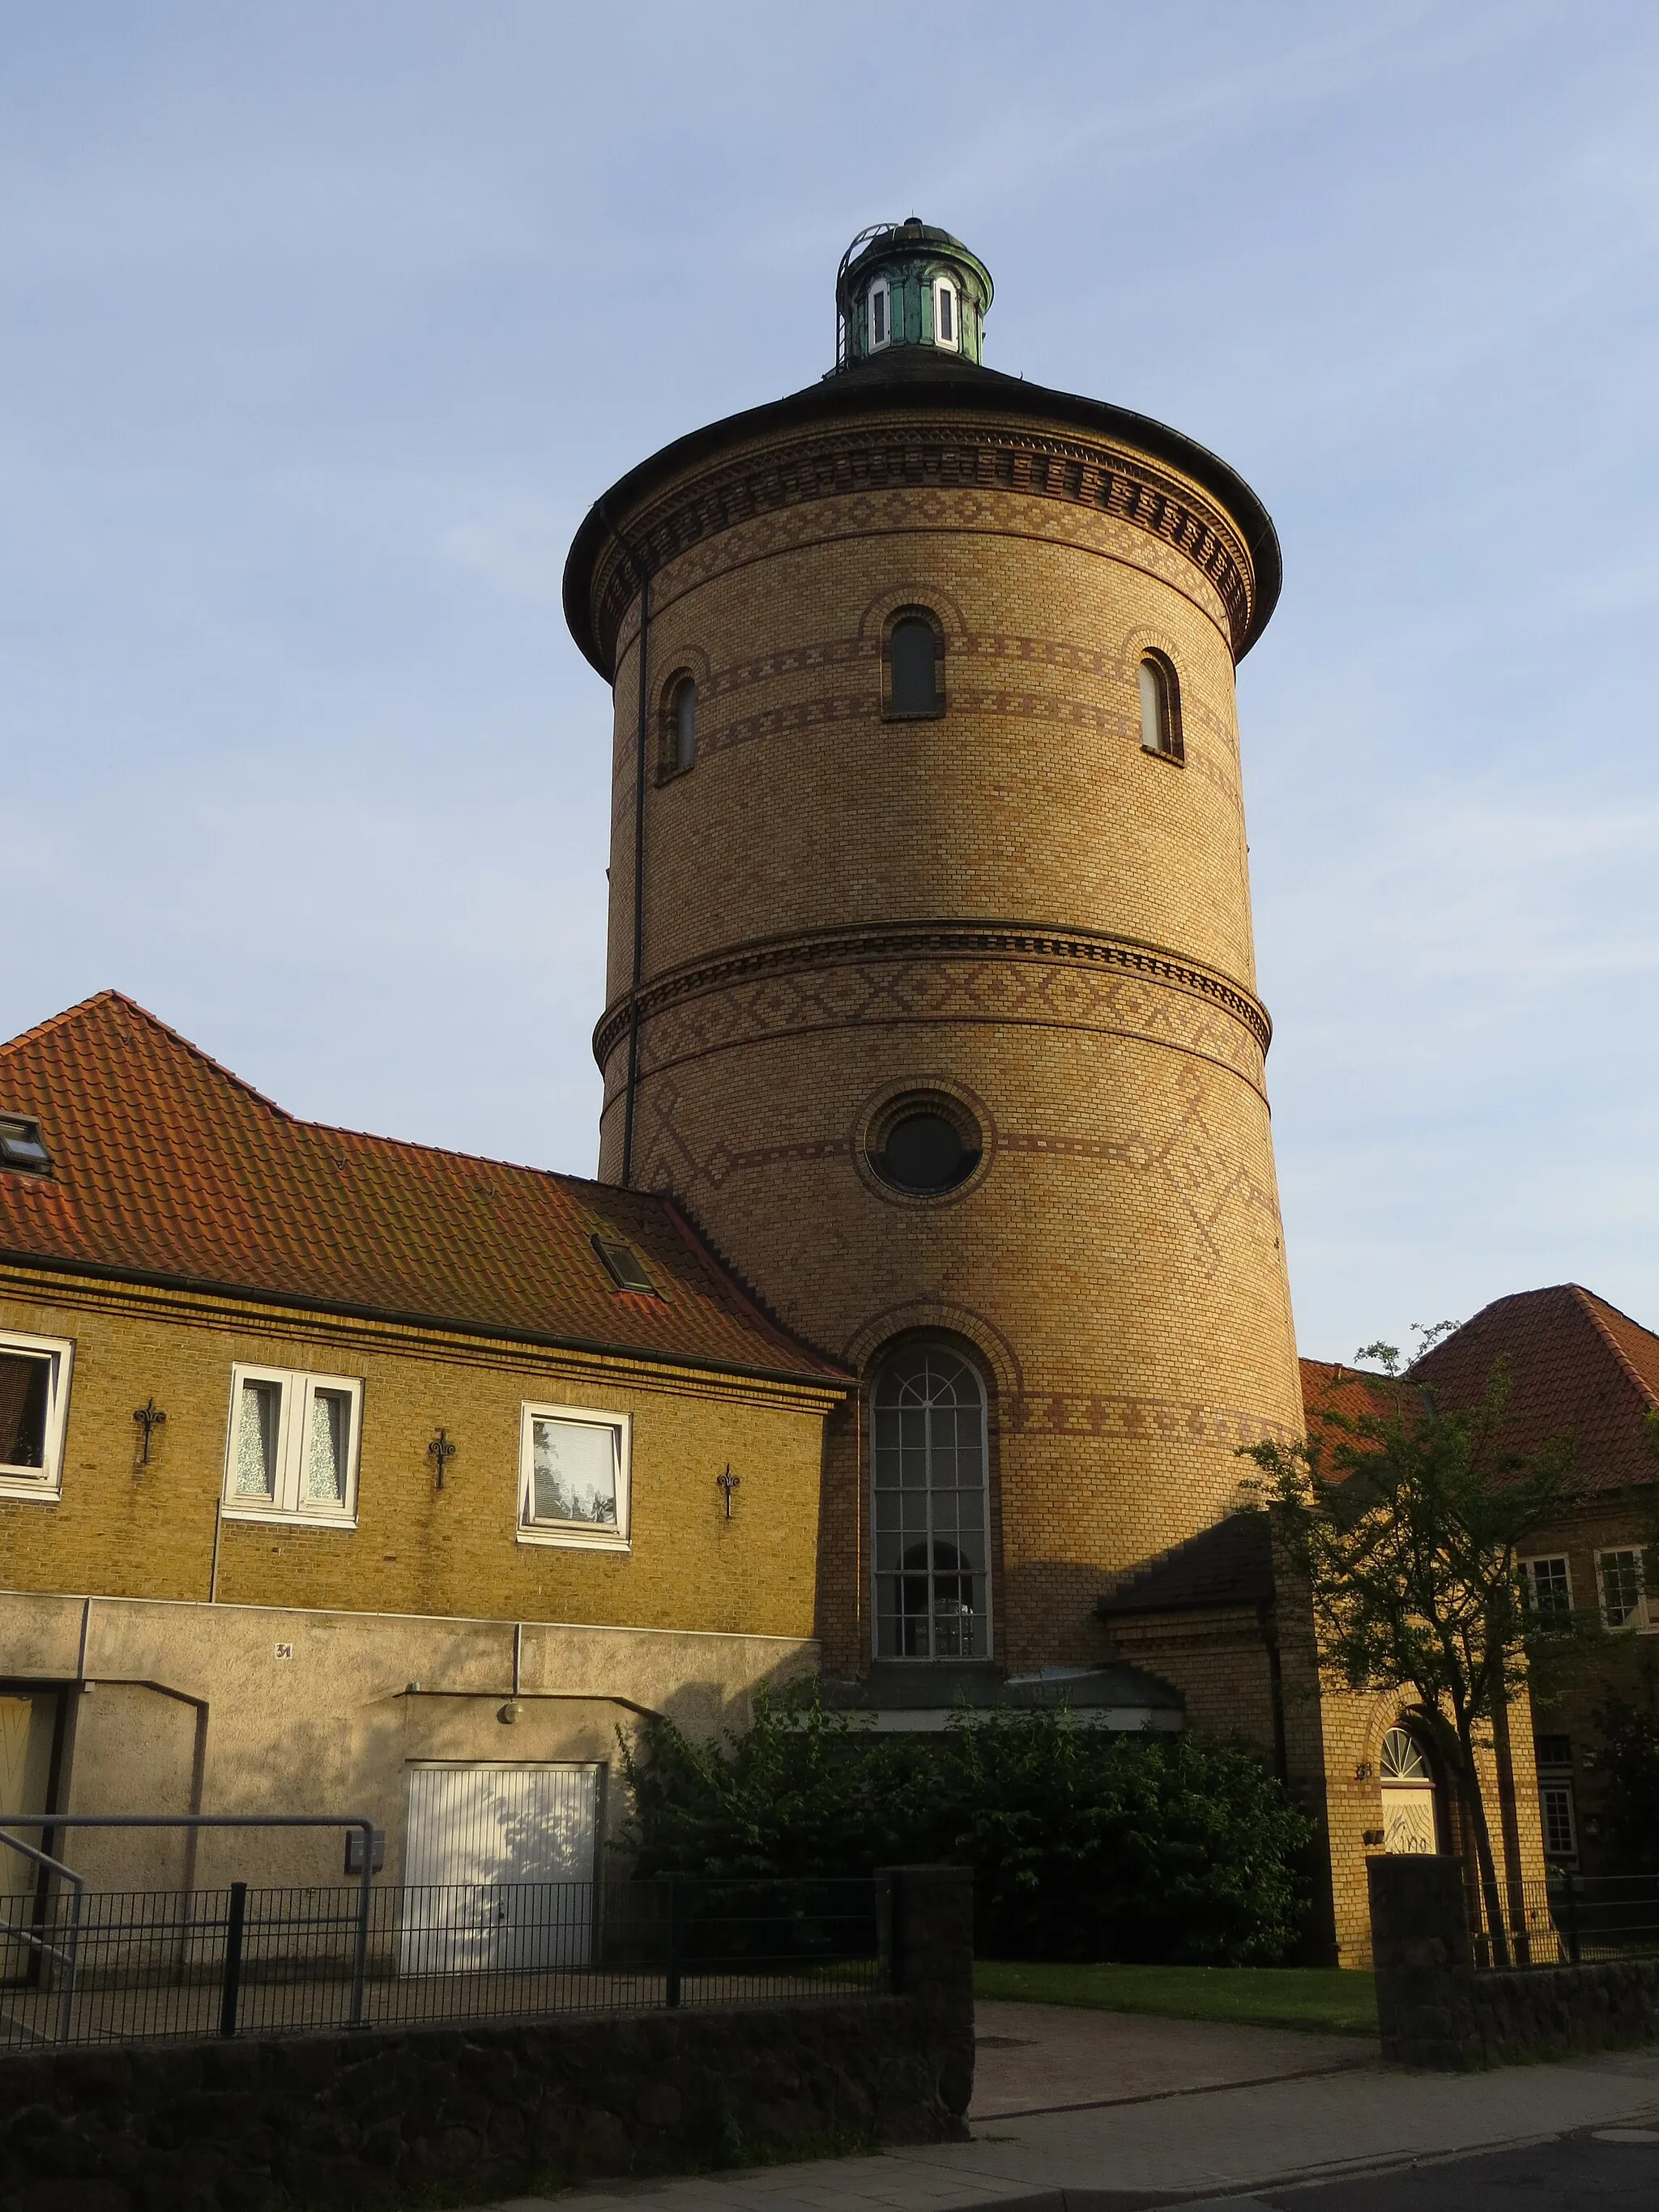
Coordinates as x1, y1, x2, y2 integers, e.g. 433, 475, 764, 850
1469, 1871, 1659, 1969
0, 1876, 881, 2051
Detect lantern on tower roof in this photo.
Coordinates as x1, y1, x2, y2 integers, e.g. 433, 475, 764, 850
834, 218, 994, 371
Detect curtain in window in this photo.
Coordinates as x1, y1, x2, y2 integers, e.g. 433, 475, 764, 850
0, 1353, 48, 1468
305, 1389, 350, 1505
236, 1379, 279, 1498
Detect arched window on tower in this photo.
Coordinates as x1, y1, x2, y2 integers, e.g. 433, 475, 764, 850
932, 276, 959, 351
659, 672, 697, 779
886, 610, 944, 719
872, 1345, 990, 1660
1137, 651, 1183, 763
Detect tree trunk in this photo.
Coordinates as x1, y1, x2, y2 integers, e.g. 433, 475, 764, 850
1454, 1724, 1510, 1967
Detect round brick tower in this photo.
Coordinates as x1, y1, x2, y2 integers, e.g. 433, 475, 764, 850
564, 219, 1300, 1688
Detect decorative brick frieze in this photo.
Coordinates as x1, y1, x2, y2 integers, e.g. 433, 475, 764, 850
594, 924, 1272, 1084
590, 416, 1257, 667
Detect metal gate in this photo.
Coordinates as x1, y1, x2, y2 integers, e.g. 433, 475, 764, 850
399, 1762, 599, 1976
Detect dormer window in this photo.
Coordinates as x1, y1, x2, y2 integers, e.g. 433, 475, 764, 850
869, 279, 893, 352
932, 278, 958, 351
0, 1115, 50, 1174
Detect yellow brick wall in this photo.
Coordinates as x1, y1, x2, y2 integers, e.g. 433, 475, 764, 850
588, 411, 1301, 1678
0, 1270, 836, 1640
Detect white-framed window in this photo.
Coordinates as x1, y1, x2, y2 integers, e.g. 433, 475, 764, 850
1521, 1554, 1574, 1622
518, 1403, 631, 1551
0, 1329, 74, 1502
1596, 1547, 1650, 1631
932, 277, 959, 350
869, 278, 893, 351
223, 1364, 362, 1524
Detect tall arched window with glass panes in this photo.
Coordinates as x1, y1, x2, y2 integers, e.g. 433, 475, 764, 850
871, 1346, 990, 1660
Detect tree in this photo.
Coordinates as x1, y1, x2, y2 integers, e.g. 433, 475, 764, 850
1594, 1663, 1659, 1874
1240, 1332, 1593, 1963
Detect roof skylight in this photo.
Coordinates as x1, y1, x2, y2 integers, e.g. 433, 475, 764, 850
592, 1236, 659, 1296
0, 1115, 50, 1174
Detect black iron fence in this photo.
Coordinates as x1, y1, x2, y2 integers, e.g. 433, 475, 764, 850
1469, 1871, 1659, 1969
0, 1877, 881, 2052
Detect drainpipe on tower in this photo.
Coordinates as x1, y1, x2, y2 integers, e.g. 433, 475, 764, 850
595, 498, 651, 1187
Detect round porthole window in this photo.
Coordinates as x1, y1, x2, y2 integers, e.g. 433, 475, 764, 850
868, 1097, 982, 1196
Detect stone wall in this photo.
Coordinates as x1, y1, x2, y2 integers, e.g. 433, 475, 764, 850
0, 1868, 973, 2212
1369, 1853, 1659, 2069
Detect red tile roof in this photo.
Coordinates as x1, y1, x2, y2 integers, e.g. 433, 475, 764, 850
0, 993, 846, 1387
1406, 1285, 1659, 1496
1299, 1357, 1414, 1431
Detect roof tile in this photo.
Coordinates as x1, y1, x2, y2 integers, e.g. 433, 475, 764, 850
0, 992, 845, 1385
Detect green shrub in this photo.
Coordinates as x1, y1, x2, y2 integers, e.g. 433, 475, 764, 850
617, 1688, 1314, 1965
1594, 1684, 1659, 1873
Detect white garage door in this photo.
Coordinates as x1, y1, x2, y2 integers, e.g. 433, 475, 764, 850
399, 1762, 599, 1975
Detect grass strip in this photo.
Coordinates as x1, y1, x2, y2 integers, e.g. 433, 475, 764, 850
975, 1959, 1379, 2038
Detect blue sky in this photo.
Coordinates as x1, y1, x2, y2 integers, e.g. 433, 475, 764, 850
5, 2, 1657, 1362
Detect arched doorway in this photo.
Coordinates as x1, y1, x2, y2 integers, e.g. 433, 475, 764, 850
1380, 1725, 1439, 1854
870, 1345, 990, 1660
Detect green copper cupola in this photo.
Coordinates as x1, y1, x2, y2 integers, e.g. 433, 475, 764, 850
835, 219, 993, 369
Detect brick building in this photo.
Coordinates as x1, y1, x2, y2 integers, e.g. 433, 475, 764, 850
1412, 1286, 1659, 1878
1, 991, 844, 1900
2, 221, 1607, 1962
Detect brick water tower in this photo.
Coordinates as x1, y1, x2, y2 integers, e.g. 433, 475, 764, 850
564, 219, 1301, 1705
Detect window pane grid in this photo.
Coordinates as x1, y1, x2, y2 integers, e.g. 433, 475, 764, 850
1525, 1556, 1572, 1619
1598, 1549, 1644, 1628
872, 1349, 989, 1660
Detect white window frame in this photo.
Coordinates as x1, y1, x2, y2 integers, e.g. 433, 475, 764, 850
1539, 1777, 1578, 1860
868, 278, 893, 352
1595, 1545, 1651, 1632
1520, 1554, 1574, 1621
221, 1363, 362, 1526
932, 276, 959, 351
0, 1329, 74, 1502
518, 1402, 631, 1553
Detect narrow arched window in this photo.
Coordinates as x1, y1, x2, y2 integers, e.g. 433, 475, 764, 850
659, 673, 697, 778
887, 613, 942, 718
872, 1345, 990, 1660
869, 279, 892, 351
932, 277, 958, 350
1137, 652, 1183, 763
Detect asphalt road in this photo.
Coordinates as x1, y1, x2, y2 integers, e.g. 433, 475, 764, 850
1235, 2123, 1659, 2210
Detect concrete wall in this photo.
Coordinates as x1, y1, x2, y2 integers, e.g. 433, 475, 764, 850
0, 1590, 816, 1892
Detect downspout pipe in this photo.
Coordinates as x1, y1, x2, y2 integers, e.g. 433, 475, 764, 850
595, 497, 651, 1187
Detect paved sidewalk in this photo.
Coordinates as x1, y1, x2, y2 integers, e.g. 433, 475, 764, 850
471, 2007, 1659, 2212
968, 2001, 1367, 2120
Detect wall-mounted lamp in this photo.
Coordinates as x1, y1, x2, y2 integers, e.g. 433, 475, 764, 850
132, 1397, 167, 1466
429, 1429, 458, 1490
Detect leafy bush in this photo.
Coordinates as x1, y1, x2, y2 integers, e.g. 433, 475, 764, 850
618, 1688, 1314, 1965
1593, 1685, 1659, 1872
